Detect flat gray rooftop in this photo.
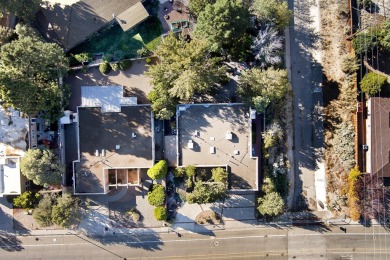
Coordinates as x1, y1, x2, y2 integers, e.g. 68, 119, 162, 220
177, 104, 258, 190
74, 105, 153, 193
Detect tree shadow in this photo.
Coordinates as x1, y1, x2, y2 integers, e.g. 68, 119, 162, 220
289, 211, 331, 233
0, 201, 26, 251
0, 231, 24, 252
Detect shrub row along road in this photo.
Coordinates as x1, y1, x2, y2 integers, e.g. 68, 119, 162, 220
1, 226, 389, 259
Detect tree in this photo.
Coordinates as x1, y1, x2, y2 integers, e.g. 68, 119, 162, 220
185, 165, 196, 179
147, 160, 168, 180
251, 0, 292, 30
257, 192, 284, 217
352, 29, 378, 54
262, 122, 283, 149
147, 34, 225, 118
193, 0, 251, 58
251, 26, 284, 68
238, 67, 290, 113
341, 54, 359, 75
20, 149, 64, 187
0, 36, 69, 121
147, 184, 166, 206
360, 72, 387, 96
154, 206, 168, 221
13, 191, 39, 209
0, 0, 42, 22
211, 167, 228, 183
186, 181, 227, 204
0, 26, 14, 47
51, 194, 79, 228
189, 0, 216, 18
33, 193, 55, 227
381, 17, 390, 50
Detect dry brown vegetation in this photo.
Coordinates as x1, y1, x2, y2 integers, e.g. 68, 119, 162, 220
320, 0, 357, 216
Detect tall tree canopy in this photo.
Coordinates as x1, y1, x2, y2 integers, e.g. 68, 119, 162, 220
251, 0, 292, 30
0, 0, 42, 22
20, 149, 64, 187
189, 0, 216, 18
193, 0, 251, 59
238, 67, 290, 113
147, 34, 226, 119
0, 33, 69, 121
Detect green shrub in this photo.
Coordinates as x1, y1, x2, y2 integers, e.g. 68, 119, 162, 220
174, 167, 186, 178
211, 167, 228, 183
147, 160, 168, 180
33, 193, 55, 227
257, 192, 284, 217
137, 47, 150, 57
111, 63, 119, 71
119, 59, 133, 71
13, 191, 40, 209
51, 194, 79, 228
99, 62, 111, 74
360, 72, 387, 96
352, 30, 378, 54
147, 184, 166, 206
146, 57, 152, 64
74, 52, 92, 63
185, 165, 196, 178
154, 206, 168, 221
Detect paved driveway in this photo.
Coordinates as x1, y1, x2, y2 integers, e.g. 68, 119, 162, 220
287, 0, 325, 211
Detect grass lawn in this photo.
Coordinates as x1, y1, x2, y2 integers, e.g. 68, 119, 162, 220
70, 16, 162, 58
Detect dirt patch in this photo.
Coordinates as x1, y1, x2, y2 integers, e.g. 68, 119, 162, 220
195, 210, 222, 225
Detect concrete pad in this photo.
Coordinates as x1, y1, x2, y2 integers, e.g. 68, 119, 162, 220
223, 194, 255, 208
222, 207, 256, 221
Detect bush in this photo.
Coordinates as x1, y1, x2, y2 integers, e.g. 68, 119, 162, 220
174, 167, 186, 178
341, 54, 359, 75
185, 165, 196, 178
111, 63, 119, 71
186, 181, 227, 204
147, 184, 166, 206
136, 47, 150, 57
51, 194, 79, 228
332, 121, 355, 171
154, 206, 168, 221
99, 62, 111, 74
360, 72, 387, 96
33, 193, 55, 227
13, 191, 40, 209
119, 59, 133, 71
211, 167, 228, 183
257, 192, 284, 217
352, 30, 378, 54
348, 167, 362, 221
262, 122, 283, 149
74, 52, 92, 63
147, 160, 168, 180
146, 57, 152, 64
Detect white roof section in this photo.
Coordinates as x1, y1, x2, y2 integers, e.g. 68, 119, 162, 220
81, 86, 137, 113
0, 157, 22, 196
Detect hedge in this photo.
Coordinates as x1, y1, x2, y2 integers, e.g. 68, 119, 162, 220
99, 62, 111, 74
154, 206, 168, 221
147, 184, 166, 206
147, 160, 168, 180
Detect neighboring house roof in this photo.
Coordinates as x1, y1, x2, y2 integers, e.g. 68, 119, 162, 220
177, 104, 259, 190
37, 0, 148, 51
0, 157, 22, 196
73, 87, 153, 194
81, 86, 137, 113
0, 106, 28, 196
116, 2, 149, 32
370, 95, 390, 178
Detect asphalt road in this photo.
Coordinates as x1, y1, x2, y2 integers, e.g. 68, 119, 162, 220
1, 226, 390, 259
